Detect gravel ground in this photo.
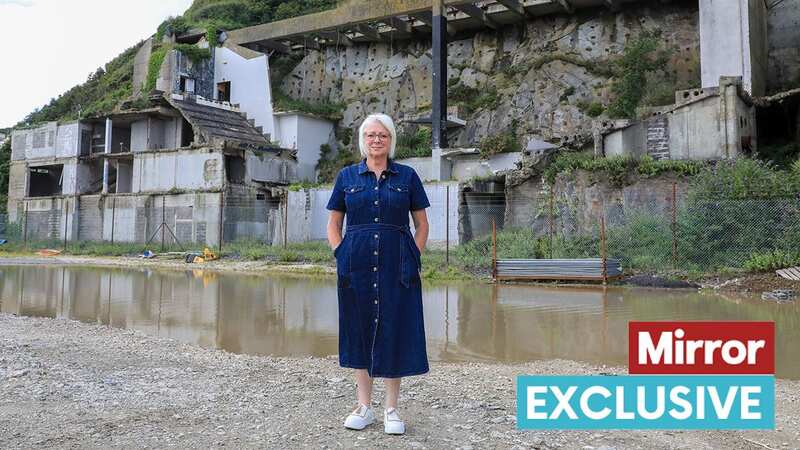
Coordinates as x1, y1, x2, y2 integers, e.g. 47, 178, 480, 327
1, 313, 799, 449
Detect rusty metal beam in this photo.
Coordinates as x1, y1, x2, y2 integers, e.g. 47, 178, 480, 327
453, 3, 498, 29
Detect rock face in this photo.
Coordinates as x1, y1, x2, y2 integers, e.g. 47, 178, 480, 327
278, 2, 700, 147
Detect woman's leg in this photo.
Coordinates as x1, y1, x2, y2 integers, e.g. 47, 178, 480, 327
355, 369, 374, 406
384, 377, 401, 409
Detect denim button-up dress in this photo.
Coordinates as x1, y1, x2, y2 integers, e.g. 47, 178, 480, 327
326, 158, 430, 378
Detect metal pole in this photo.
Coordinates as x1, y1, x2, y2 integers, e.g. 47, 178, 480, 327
549, 188, 555, 259
491, 218, 497, 282
161, 196, 166, 252
431, 0, 448, 149
218, 191, 224, 253
110, 196, 116, 245
445, 184, 450, 268
600, 216, 608, 286
672, 182, 678, 270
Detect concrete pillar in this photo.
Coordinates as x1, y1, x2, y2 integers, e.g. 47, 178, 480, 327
103, 118, 111, 194
699, 0, 767, 95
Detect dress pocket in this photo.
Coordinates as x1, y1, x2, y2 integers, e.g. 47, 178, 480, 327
400, 236, 421, 287
344, 185, 366, 210
388, 183, 410, 211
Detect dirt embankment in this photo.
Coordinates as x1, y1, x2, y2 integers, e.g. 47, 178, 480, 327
1, 313, 799, 449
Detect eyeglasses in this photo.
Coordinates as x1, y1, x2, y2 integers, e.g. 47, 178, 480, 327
365, 133, 391, 142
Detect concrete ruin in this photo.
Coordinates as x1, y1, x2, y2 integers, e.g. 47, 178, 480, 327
597, 77, 757, 160
8, 92, 297, 245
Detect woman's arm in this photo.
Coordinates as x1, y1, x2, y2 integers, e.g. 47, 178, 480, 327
411, 209, 429, 253
327, 210, 345, 250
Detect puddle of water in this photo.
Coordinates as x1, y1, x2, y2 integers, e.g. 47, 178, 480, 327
1, 264, 798, 378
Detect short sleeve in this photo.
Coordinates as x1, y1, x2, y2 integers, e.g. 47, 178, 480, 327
326, 170, 346, 212
409, 170, 430, 211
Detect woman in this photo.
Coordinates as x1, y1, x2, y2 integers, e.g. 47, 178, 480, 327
326, 113, 430, 435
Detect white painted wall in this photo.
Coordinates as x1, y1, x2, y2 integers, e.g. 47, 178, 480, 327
132, 151, 223, 192
214, 46, 275, 138
55, 122, 80, 158
699, 0, 767, 95
285, 181, 460, 247
397, 152, 523, 182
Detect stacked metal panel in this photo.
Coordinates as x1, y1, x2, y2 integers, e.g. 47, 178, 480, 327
495, 258, 623, 279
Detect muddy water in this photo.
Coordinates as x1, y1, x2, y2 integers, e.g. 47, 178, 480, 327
1, 264, 798, 378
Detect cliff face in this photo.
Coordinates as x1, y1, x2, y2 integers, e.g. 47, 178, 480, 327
278, 2, 701, 148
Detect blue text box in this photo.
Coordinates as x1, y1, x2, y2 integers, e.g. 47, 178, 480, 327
516, 375, 774, 430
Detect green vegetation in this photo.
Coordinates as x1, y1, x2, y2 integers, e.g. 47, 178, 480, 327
479, 132, 520, 159
744, 250, 800, 273
272, 92, 345, 121
316, 143, 358, 183
577, 100, 605, 117
395, 127, 432, 159
145, 46, 169, 94
606, 31, 670, 119
448, 82, 499, 115
174, 44, 212, 64
543, 152, 705, 186
606, 31, 700, 119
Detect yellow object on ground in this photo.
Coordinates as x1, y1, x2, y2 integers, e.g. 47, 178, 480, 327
202, 247, 217, 261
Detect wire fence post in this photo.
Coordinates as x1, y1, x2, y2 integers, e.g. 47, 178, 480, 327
218, 191, 224, 253
110, 196, 116, 245
671, 182, 678, 270
161, 196, 166, 252
600, 215, 608, 286
445, 184, 450, 268
491, 218, 497, 282
549, 187, 555, 259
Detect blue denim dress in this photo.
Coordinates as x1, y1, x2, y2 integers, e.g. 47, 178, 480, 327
326, 158, 430, 378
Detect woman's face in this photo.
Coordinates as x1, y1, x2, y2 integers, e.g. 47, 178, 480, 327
363, 121, 391, 159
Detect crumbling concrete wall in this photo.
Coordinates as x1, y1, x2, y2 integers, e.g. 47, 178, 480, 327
11, 122, 58, 161
699, 0, 767, 95
214, 45, 275, 138
279, 2, 700, 148
505, 170, 690, 238
282, 181, 460, 246
132, 149, 223, 192
132, 38, 153, 96
223, 184, 277, 243
767, 0, 800, 93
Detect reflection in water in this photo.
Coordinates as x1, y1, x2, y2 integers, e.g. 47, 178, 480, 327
1, 265, 798, 378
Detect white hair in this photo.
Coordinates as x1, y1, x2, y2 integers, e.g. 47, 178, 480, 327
358, 113, 397, 159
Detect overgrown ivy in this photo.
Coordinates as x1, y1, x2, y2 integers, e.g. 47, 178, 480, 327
145, 46, 169, 94
395, 127, 432, 159
607, 31, 671, 119
544, 151, 705, 187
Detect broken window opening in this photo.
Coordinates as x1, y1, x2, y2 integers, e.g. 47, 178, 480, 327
28, 164, 63, 197
110, 125, 132, 153
756, 93, 800, 167
225, 155, 246, 184
181, 118, 193, 147
115, 159, 133, 193
217, 81, 231, 103
180, 76, 196, 94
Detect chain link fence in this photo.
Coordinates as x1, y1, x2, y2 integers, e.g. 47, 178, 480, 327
461, 183, 800, 274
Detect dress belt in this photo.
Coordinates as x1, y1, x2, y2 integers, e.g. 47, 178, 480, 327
345, 223, 420, 269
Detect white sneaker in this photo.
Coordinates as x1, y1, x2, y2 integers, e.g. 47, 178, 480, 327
383, 407, 405, 435
344, 404, 375, 430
